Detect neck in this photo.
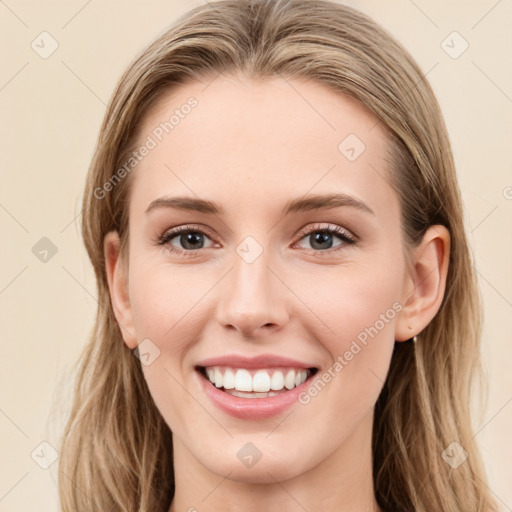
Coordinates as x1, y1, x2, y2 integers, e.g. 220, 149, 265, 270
168, 412, 381, 512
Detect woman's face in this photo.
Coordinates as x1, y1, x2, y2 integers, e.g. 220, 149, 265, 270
108, 74, 418, 482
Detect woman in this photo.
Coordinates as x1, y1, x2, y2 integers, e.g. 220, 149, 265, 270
58, 0, 498, 510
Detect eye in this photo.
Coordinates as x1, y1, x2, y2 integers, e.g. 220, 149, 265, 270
157, 225, 216, 256
294, 224, 357, 254
155, 223, 357, 257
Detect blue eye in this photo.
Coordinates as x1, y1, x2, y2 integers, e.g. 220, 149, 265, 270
295, 224, 356, 254
156, 223, 357, 257
157, 225, 215, 256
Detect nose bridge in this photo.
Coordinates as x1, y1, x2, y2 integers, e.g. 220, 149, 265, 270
215, 236, 288, 335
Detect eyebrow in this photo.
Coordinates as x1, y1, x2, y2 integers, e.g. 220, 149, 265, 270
145, 192, 375, 216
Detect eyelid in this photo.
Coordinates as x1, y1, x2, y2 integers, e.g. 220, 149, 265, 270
295, 223, 357, 243
159, 224, 216, 240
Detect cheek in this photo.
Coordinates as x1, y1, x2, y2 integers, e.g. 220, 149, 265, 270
290, 260, 402, 408
128, 259, 212, 341
127, 260, 215, 424
294, 258, 403, 344
128, 265, 209, 436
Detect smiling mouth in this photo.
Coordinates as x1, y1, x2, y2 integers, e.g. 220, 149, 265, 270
196, 366, 319, 398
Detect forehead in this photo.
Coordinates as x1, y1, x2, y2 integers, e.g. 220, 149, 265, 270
128, 74, 396, 218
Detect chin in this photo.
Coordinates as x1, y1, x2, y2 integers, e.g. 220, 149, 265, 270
206, 455, 307, 484
191, 434, 317, 484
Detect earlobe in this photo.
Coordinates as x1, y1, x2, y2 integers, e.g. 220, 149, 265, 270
395, 225, 450, 342
104, 231, 138, 349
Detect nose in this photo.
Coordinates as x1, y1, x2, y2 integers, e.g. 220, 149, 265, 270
214, 247, 289, 338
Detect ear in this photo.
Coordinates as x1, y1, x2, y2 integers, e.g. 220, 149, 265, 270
395, 225, 450, 342
104, 230, 138, 349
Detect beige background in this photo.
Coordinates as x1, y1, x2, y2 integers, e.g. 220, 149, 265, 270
1, 0, 511, 510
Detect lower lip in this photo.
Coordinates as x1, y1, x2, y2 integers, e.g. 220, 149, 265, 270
197, 370, 313, 420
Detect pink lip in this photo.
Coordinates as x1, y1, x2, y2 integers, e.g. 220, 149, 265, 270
196, 369, 314, 420
196, 353, 317, 369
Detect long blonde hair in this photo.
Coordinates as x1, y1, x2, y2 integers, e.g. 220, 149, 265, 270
58, 1, 498, 510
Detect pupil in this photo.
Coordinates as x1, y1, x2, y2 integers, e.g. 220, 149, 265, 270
182, 232, 203, 249
311, 232, 332, 250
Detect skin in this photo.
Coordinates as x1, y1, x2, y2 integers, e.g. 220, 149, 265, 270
104, 74, 450, 512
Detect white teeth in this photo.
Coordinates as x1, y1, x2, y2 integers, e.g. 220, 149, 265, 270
223, 368, 235, 389
235, 369, 253, 392
225, 389, 279, 398
270, 371, 284, 391
296, 371, 308, 387
214, 367, 223, 388
284, 370, 295, 390
203, 366, 311, 393
252, 370, 271, 392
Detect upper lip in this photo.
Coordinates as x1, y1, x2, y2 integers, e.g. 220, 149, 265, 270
195, 354, 318, 370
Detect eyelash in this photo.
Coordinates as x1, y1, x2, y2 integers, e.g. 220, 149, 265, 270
156, 223, 357, 258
